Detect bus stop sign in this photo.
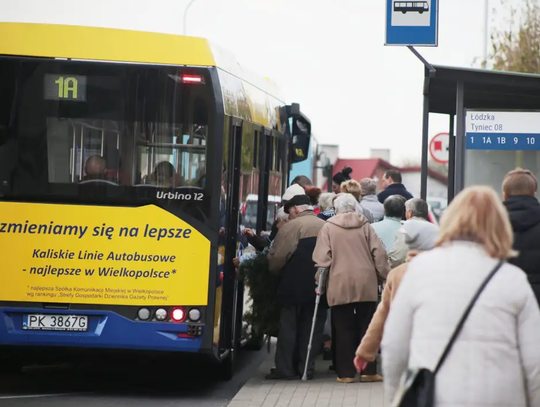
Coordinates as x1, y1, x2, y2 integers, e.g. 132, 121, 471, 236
429, 132, 449, 164
385, 0, 439, 47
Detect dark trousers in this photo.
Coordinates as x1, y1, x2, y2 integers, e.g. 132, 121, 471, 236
331, 302, 377, 379
275, 302, 327, 377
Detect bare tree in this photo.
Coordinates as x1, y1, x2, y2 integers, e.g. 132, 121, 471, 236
485, 0, 540, 73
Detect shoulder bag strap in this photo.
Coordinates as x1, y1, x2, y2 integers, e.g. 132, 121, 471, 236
434, 260, 504, 374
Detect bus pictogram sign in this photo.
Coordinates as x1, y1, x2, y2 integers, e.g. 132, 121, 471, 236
429, 132, 449, 164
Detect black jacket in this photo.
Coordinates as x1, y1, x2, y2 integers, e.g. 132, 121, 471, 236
246, 220, 278, 252
377, 183, 414, 204
504, 196, 540, 302
268, 211, 326, 306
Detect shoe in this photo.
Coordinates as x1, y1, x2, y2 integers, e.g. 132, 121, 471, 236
265, 372, 300, 380
360, 374, 383, 383
337, 377, 355, 383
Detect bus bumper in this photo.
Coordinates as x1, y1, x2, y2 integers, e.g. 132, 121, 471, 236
0, 307, 205, 353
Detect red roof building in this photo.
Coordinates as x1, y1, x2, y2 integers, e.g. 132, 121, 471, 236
322, 159, 448, 196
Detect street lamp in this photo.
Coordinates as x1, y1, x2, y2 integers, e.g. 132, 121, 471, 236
183, 0, 198, 36
314, 149, 333, 193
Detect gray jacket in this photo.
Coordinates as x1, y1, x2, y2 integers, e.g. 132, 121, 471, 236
360, 195, 385, 223
387, 217, 439, 269
356, 202, 374, 224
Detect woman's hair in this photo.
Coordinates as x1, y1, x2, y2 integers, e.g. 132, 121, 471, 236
276, 207, 289, 222
334, 193, 358, 215
332, 166, 353, 185
340, 180, 362, 201
332, 192, 345, 205
360, 178, 377, 196
436, 186, 517, 259
305, 186, 322, 206
319, 192, 337, 211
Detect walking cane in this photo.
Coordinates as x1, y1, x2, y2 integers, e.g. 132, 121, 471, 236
302, 267, 328, 381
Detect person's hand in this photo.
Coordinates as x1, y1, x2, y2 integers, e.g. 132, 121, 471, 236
354, 356, 368, 373
260, 230, 269, 237
219, 227, 225, 236
233, 258, 240, 267
242, 228, 254, 237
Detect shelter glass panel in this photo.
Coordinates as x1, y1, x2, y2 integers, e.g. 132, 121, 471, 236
464, 150, 540, 199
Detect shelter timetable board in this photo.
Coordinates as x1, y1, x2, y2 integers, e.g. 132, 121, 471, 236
465, 110, 540, 151
466, 133, 540, 150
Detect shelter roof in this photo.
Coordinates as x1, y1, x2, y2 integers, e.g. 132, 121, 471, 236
427, 65, 540, 115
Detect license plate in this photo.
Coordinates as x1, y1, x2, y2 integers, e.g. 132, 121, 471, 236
23, 314, 88, 332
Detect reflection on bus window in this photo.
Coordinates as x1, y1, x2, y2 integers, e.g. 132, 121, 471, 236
45, 118, 207, 188
394, 1, 429, 13
137, 124, 207, 188
47, 118, 121, 186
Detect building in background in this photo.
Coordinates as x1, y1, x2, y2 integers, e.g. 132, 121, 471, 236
400, 166, 447, 199
322, 158, 394, 192
308, 144, 448, 201
321, 158, 448, 200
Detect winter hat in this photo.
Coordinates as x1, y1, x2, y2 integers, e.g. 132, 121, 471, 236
332, 167, 353, 185
282, 184, 305, 202
400, 219, 439, 251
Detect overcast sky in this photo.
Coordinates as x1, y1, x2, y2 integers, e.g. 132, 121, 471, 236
1, 0, 518, 164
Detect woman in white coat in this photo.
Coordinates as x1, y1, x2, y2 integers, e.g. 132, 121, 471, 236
382, 186, 540, 407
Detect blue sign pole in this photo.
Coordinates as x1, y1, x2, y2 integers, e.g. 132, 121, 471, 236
385, 0, 439, 47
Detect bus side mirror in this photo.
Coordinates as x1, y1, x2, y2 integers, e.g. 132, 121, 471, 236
291, 117, 311, 163
289, 103, 300, 118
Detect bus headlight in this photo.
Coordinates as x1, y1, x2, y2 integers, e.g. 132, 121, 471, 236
188, 308, 201, 322
138, 308, 150, 321
155, 308, 167, 321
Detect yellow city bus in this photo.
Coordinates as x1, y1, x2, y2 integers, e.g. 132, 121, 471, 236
0, 22, 311, 379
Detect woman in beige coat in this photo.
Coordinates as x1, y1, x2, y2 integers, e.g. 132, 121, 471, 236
313, 193, 390, 383
354, 219, 439, 373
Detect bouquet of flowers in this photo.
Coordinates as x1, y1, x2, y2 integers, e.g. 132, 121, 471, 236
238, 246, 280, 345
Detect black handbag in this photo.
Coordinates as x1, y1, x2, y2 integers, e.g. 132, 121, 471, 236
391, 260, 504, 407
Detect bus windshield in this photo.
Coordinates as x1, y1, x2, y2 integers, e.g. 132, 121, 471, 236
0, 58, 215, 222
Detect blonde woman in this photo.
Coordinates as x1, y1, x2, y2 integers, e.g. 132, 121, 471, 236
382, 186, 540, 407
340, 180, 374, 223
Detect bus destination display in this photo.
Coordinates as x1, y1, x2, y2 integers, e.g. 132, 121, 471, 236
44, 74, 87, 102
465, 110, 540, 151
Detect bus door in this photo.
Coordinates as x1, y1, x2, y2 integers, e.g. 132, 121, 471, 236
219, 117, 244, 368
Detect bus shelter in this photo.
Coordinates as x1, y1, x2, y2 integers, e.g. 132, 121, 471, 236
420, 65, 540, 203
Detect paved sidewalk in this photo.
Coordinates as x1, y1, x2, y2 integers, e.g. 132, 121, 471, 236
228, 347, 387, 407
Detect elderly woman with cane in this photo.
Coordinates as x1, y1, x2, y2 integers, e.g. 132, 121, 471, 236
313, 193, 389, 383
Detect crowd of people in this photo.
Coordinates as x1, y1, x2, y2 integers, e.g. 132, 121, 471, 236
235, 166, 540, 406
